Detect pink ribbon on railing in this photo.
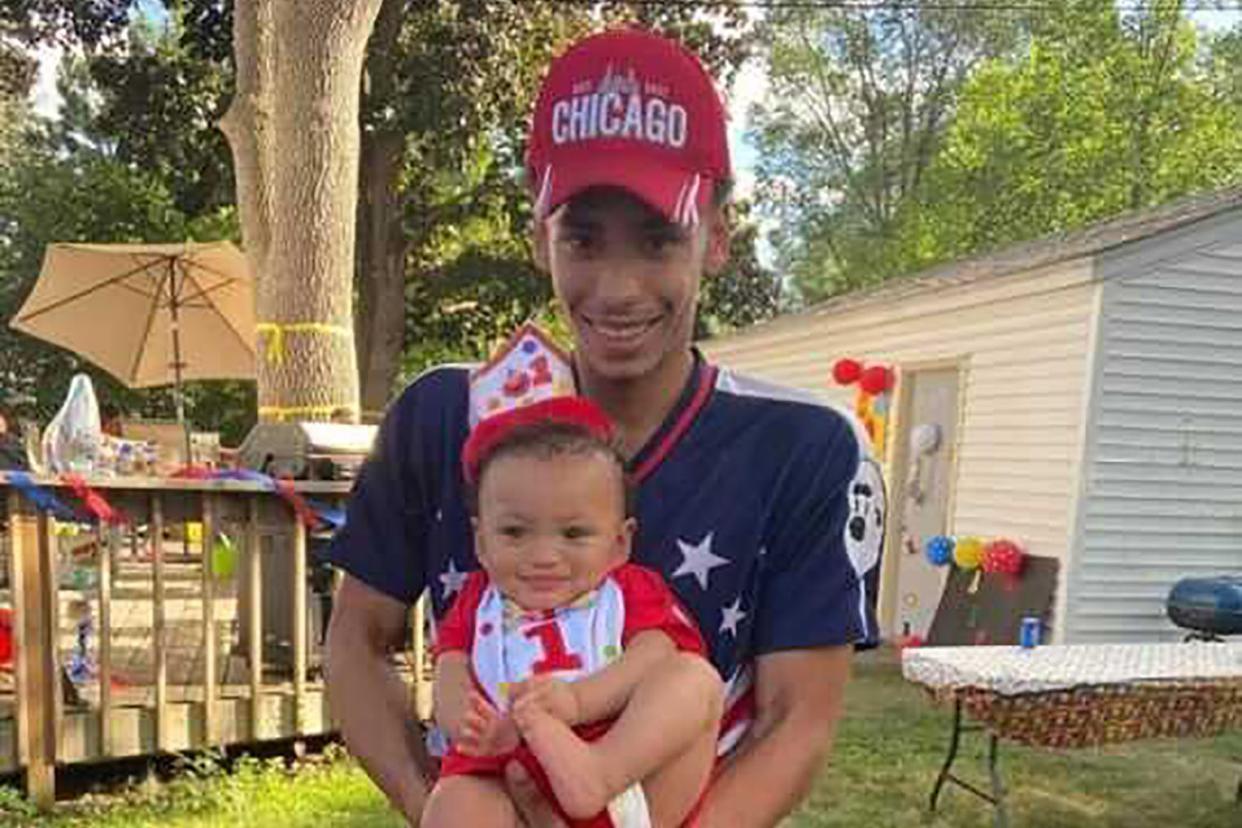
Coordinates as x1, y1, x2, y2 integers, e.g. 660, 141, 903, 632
62, 474, 127, 525
167, 467, 342, 532
272, 477, 322, 530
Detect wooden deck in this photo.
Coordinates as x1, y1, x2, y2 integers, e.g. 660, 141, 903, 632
0, 475, 430, 807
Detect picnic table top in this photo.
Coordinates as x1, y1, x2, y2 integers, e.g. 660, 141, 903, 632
902, 642, 1242, 696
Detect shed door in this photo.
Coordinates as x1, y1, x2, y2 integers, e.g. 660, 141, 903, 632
893, 367, 960, 638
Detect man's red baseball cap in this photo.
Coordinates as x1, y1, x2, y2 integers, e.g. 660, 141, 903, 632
526, 28, 732, 227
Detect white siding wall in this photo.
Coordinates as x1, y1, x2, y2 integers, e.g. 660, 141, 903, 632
1070, 216, 1242, 642
704, 262, 1099, 640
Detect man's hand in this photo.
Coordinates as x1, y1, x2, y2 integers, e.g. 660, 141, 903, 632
457, 691, 521, 757
505, 761, 568, 828
509, 675, 582, 726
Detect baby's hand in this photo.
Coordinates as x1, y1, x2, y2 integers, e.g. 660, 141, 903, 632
509, 675, 581, 726
456, 691, 520, 757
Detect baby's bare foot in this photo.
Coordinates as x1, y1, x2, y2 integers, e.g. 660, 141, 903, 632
512, 696, 615, 819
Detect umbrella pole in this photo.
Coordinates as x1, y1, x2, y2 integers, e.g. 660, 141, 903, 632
168, 259, 192, 465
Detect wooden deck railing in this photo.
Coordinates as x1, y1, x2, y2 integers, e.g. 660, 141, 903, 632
0, 475, 431, 809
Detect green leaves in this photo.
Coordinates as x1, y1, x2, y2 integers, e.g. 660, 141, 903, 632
904, 4, 1242, 270
752, 2, 1017, 302
0, 1, 134, 51
698, 207, 781, 340
753, 1, 1242, 304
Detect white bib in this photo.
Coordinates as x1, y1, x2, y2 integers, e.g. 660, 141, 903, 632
470, 577, 650, 828
471, 578, 626, 710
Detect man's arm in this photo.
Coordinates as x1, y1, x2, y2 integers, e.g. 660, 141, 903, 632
696, 646, 851, 828
432, 652, 474, 739
325, 575, 432, 824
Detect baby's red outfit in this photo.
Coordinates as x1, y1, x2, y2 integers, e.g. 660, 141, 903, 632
435, 563, 706, 827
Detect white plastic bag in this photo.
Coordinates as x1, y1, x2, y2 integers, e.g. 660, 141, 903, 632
42, 373, 103, 473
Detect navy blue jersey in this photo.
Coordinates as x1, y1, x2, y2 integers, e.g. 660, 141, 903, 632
326, 352, 884, 742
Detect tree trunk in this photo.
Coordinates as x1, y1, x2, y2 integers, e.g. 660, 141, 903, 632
219, 0, 274, 339
356, 130, 408, 417
221, 0, 381, 424
355, 0, 408, 417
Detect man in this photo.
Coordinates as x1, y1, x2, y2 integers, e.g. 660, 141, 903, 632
324, 28, 884, 826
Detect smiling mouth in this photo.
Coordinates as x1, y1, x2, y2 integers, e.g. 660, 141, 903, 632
521, 575, 571, 591
581, 314, 662, 344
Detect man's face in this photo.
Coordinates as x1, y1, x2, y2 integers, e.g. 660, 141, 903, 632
535, 188, 729, 382
474, 450, 634, 611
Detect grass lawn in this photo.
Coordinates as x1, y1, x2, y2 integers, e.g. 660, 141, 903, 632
5, 651, 1239, 827
791, 653, 1241, 827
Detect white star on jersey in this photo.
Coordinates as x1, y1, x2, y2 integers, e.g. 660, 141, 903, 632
720, 597, 746, 638
672, 532, 728, 591
439, 559, 467, 601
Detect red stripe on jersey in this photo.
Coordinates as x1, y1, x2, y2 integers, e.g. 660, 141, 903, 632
719, 685, 755, 741
632, 364, 718, 484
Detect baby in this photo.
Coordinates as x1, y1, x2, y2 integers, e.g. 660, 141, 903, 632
422, 397, 723, 828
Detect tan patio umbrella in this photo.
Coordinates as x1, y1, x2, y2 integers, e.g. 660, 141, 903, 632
9, 241, 255, 435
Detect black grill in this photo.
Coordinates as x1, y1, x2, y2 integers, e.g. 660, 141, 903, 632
1166, 576, 1242, 641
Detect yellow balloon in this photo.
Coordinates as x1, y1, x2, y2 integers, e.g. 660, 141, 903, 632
872, 415, 888, 459
954, 536, 985, 570
854, 392, 872, 423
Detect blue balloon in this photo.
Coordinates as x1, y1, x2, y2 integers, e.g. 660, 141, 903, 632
925, 535, 954, 567
872, 394, 890, 415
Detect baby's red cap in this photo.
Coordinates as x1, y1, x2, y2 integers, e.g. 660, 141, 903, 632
461, 396, 616, 485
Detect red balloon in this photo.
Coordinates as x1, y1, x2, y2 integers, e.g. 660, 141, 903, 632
983, 539, 1026, 576
859, 365, 893, 395
832, 358, 863, 386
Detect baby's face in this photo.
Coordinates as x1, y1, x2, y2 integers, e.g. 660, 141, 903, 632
474, 450, 632, 611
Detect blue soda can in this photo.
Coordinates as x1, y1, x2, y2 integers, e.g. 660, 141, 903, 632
1019, 616, 1042, 649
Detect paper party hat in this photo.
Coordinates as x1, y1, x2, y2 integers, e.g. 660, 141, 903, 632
468, 323, 576, 428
